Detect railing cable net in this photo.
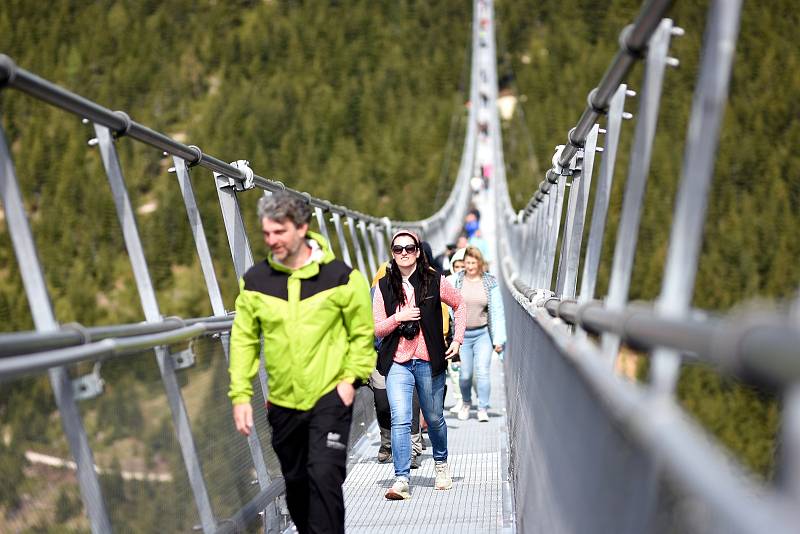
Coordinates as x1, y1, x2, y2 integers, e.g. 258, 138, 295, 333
490, 0, 800, 531
0, 0, 484, 530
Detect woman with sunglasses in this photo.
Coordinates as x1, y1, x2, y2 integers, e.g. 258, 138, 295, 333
373, 230, 465, 500
453, 246, 506, 422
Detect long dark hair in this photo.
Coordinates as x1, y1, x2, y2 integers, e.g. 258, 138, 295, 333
389, 233, 436, 306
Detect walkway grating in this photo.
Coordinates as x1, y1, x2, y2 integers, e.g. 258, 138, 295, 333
344, 355, 513, 533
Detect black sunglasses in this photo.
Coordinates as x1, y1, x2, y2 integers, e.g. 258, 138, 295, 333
392, 244, 418, 255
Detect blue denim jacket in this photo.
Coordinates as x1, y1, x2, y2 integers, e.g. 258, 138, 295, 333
454, 271, 506, 347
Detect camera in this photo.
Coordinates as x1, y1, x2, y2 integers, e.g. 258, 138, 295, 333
397, 321, 420, 340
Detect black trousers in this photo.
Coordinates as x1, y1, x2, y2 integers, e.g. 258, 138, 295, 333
267, 389, 353, 534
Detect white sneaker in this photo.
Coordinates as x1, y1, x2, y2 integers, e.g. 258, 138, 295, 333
477, 409, 489, 422
434, 462, 453, 490
458, 404, 470, 421
385, 477, 411, 500
449, 399, 463, 414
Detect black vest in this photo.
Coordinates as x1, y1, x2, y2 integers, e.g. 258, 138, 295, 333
377, 267, 446, 377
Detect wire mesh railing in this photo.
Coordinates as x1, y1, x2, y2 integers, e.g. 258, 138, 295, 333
0, 3, 484, 532
483, 0, 800, 531
5, 0, 798, 531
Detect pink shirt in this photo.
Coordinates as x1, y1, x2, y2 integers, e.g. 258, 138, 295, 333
373, 275, 466, 364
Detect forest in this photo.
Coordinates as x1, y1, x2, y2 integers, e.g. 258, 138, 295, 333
1, 0, 798, 531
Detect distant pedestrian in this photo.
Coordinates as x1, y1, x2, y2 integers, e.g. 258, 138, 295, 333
463, 212, 480, 239
468, 228, 491, 264
445, 248, 467, 415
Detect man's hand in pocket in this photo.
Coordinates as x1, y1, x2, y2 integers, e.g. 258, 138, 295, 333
336, 381, 355, 406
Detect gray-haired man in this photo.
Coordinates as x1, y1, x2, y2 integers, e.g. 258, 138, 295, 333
229, 192, 375, 533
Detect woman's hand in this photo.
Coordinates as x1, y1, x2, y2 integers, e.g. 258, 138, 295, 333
395, 306, 421, 322
494, 344, 504, 353
445, 341, 461, 359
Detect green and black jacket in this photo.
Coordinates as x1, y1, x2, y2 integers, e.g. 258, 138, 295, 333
228, 231, 375, 411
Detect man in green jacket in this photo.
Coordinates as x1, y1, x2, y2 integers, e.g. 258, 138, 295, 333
229, 191, 375, 534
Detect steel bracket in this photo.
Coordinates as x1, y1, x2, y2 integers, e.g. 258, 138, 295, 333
170, 341, 196, 371
551, 145, 579, 176
213, 159, 255, 192
71, 362, 105, 401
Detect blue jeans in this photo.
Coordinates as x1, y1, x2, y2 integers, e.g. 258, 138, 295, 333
386, 359, 448, 478
459, 326, 493, 410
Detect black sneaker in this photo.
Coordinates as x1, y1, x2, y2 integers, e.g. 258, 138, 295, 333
410, 454, 420, 469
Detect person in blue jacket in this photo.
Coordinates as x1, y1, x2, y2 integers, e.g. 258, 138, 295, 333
453, 246, 506, 422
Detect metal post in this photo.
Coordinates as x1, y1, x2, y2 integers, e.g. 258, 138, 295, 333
560, 125, 600, 299
0, 122, 112, 534
95, 124, 216, 533
346, 216, 369, 277
781, 385, 800, 501
383, 217, 394, 248
173, 158, 226, 315
651, 0, 741, 392
544, 175, 567, 290
214, 179, 255, 280
531, 202, 546, 288
531, 195, 545, 287
522, 211, 533, 286
173, 157, 271, 492
601, 19, 675, 365
371, 221, 388, 264
535, 205, 547, 287
360, 220, 379, 277
314, 206, 332, 244
331, 212, 353, 267
517, 217, 528, 278
579, 85, 630, 302
526, 214, 536, 282
555, 167, 581, 297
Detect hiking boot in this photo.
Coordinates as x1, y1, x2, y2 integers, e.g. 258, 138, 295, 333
377, 447, 392, 463
434, 462, 452, 490
477, 409, 489, 422
458, 404, 470, 421
410, 453, 420, 469
449, 399, 463, 415
385, 477, 411, 500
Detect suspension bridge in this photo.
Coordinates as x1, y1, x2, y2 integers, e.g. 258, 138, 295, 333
2, 0, 799, 532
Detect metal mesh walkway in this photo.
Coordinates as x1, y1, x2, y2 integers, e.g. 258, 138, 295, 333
343, 355, 512, 533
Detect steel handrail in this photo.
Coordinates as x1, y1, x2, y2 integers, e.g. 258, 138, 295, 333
536, 294, 800, 389
521, 0, 675, 219
0, 314, 233, 357
0, 319, 232, 381
0, 54, 384, 227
